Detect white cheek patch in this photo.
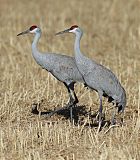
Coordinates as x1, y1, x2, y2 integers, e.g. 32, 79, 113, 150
69, 28, 77, 33
30, 28, 38, 33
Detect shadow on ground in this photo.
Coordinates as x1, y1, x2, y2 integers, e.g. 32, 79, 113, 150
31, 103, 111, 129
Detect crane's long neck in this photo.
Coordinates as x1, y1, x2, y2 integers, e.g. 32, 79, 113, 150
74, 30, 84, 60
31, 31, 44, 67
74, 29, 96, 65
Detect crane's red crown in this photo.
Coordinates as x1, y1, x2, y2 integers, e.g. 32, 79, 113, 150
30, 25, 37, 31
70, 25, 78, 30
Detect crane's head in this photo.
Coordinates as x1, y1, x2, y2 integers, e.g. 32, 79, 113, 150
17, 25, 41, 36
55, 25, 81, 36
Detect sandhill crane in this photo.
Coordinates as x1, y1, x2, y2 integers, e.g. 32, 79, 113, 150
56, 25, 126, 130
17, 25, 85, 122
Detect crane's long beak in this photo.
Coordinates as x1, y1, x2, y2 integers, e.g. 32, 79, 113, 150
17, 29, 30, 36
55, 28, 70, 36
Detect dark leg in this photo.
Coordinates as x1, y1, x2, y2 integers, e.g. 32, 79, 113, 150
69, 103, 74, 123
111, 104, 125, 126
64, 82, 78, 105
73, 90, 79, 104
64, 82, 79, 123
44, 82, 78, 122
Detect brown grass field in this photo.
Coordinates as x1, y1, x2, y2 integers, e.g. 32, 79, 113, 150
0, 0, 140, 159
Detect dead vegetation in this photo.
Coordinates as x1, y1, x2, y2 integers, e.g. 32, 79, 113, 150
0, 0, 140, 159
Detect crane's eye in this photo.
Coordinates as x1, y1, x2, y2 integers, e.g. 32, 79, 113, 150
30, 25, 37, 31
70, 25, 78, 30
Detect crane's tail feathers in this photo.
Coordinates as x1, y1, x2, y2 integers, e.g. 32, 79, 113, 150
102, 93, 114, 103
118, 88, 127, 113
117, 102, 126, 113
108, 97, 114, 103
118, 105, 123, 113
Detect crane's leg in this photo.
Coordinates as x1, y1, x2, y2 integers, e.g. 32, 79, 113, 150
111, 104, 124, 126
44, 82, 78, 120
64, 82, 78, 105
111, 107, 116, 125
65, 83, 79, 123
73, 89, 79, 104
97, 91, 103, 133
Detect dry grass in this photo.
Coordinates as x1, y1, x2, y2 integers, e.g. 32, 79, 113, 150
0, 0, 140, 159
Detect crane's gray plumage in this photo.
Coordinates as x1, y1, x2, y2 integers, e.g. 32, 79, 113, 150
56, 25, 126, 129
17, 25, 85, 122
